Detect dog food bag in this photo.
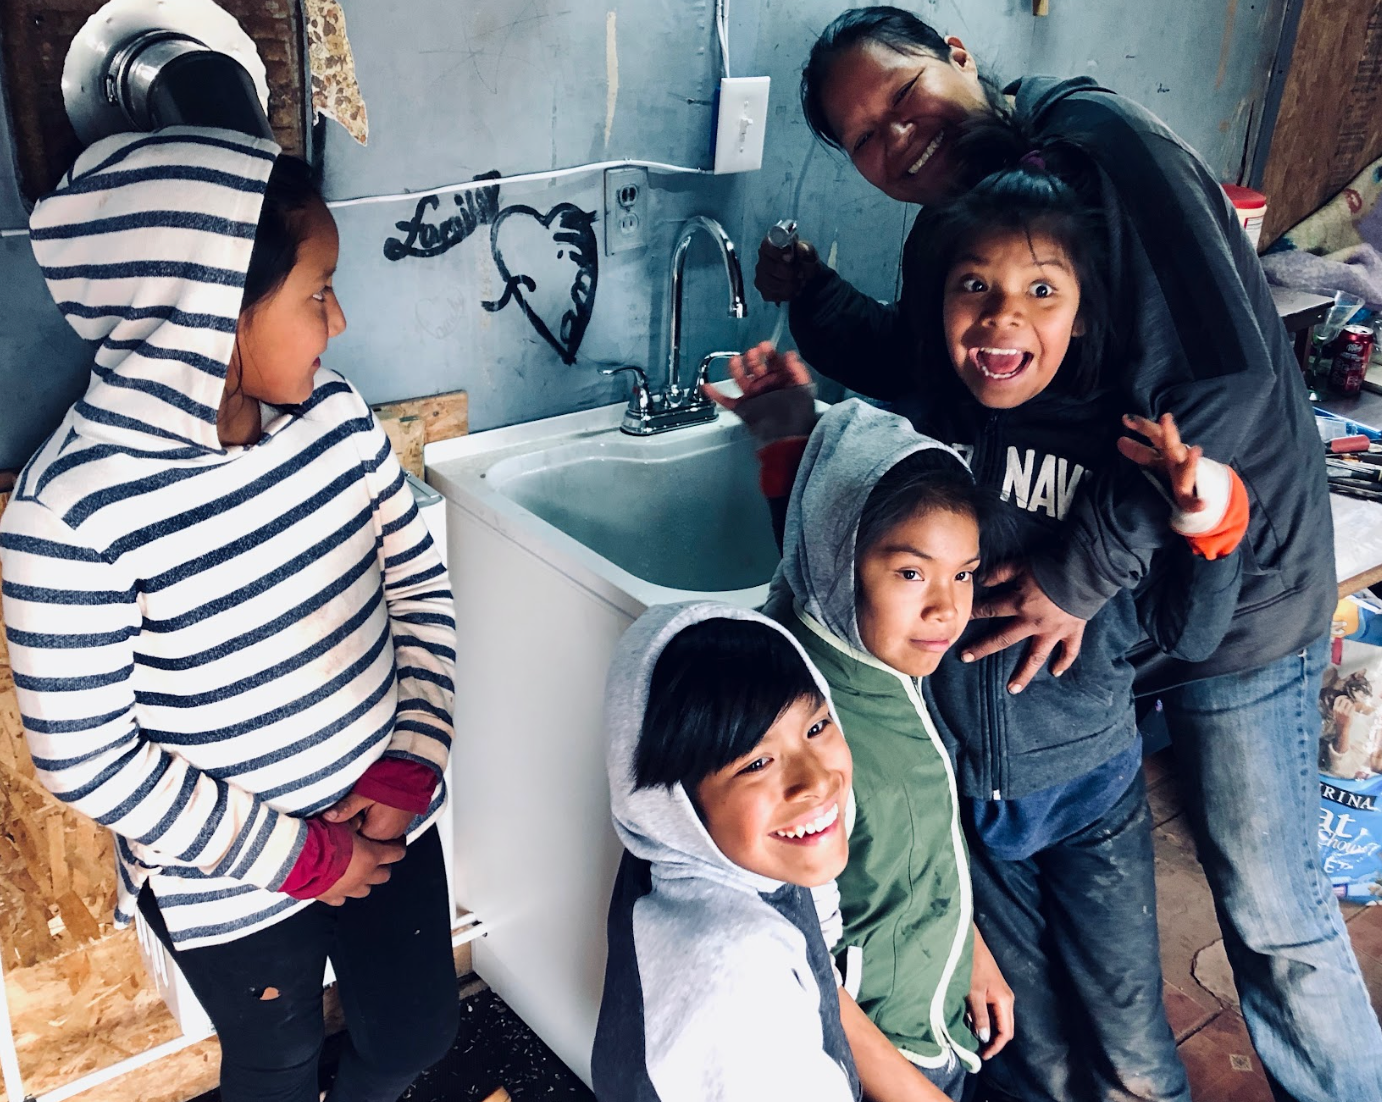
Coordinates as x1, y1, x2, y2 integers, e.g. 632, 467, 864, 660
1319, 596, 1382, 905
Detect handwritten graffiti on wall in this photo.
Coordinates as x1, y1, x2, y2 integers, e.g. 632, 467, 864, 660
383, 173, 598, 365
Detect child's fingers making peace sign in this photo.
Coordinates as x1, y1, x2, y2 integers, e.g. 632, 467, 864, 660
1117, 412, 1207, 515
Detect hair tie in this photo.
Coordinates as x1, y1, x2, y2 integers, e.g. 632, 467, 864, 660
1019, 149, 1047, 171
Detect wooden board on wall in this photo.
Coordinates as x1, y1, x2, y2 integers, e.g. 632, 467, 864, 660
1259, 0, 1382, 246
372, 390, 469, 479
372, 390, 469, 446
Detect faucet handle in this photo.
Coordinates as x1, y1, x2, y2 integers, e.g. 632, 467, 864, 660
695, 351, 741, 395
600, 365, 651, 411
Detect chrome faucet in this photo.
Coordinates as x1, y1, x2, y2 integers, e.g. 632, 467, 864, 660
666, 216, 747, 402
603, 215, 747, 436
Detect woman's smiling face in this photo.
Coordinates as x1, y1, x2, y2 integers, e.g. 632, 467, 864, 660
820, 38, 991, 205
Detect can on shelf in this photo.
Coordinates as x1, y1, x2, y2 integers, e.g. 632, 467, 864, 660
1329, 324, 1376, 398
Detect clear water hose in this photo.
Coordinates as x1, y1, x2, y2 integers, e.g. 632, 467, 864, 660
766, 217, 797, 348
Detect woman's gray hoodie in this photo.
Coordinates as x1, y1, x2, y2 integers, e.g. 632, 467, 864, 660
591, 601, 860, 1102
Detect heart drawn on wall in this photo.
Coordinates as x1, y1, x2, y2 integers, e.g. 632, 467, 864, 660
482, 203, 599, 365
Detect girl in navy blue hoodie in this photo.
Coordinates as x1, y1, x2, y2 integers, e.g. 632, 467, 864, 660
713, 152, 1248, 1101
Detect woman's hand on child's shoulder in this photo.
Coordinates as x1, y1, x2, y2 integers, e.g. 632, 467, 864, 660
1117, 413, 1205, 516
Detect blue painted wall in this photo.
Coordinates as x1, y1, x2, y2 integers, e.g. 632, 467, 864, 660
0, 0, 1287, 470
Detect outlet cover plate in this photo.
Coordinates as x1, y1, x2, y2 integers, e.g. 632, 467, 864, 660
603, 165, 648, 255
712, 75, 770, 175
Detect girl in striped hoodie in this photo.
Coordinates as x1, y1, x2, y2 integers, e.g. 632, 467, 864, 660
0, 129, 458, 1102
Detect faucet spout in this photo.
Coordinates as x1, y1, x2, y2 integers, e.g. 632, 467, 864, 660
666, 216, 746, 397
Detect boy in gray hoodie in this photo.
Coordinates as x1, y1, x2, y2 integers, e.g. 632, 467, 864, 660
593, 602, 955, 1101
595, 602, 903, 1102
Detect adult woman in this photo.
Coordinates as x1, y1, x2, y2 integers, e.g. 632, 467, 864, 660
758, 7, 1381, 1102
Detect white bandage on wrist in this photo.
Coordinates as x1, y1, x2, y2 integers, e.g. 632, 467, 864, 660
1171, 456, 1231, 536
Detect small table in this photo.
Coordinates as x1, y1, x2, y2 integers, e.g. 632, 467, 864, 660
1321, 389, 1382, 595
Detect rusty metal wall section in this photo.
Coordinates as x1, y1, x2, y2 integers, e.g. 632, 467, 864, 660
0, 0, 307, 205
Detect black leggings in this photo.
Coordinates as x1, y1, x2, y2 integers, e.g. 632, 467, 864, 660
138, 827, 459, 1102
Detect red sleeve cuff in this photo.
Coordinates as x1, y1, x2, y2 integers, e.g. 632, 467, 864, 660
757, 437, 810, 499
280, 818, 354, 899
1185, 468, 1250, 560
352, 758, 440, 815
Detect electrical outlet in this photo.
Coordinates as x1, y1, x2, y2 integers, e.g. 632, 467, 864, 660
604, 166, 648, 255
712, 76, 771, 174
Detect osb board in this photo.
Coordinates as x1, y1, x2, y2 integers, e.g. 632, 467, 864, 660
0, 490, 121, 975
372, 390, 469, 446
1259, 0, 1382, 246
22, 941, 475, 1102
378, 414, 425, 480
0, 0, 308, 204
0, 928, 182, 1102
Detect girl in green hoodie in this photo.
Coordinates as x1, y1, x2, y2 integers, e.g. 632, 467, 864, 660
755, 398, 1007, 1100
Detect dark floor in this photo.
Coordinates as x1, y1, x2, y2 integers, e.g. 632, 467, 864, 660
402, 988, 592, 1101
189, 986, 593, 1102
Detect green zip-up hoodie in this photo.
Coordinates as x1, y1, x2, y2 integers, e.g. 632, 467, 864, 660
764, 400, 978, 1072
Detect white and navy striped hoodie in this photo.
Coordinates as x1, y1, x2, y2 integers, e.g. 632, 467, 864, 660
0, 129, 455, 949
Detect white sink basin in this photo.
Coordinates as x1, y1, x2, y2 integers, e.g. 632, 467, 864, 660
424, 401, 783, 1086
427, 401, 780, 614
487, 430, 779, 595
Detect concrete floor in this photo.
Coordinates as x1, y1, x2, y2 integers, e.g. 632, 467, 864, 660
1145, 748, 1382, 1100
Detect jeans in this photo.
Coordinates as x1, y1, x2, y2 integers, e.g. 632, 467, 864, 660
1158, 638, 1382, 1102
138, 827, 459, 1102
915, 1045, 968, 1100
968, 771, 1190, 1102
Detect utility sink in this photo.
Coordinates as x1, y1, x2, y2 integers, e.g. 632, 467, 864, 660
427, 400, 780, 614
424, 400, 785, 1087
487, 427, 779, 596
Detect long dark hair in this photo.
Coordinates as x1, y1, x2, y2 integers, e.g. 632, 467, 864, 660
919, 114, 1111, 397
800, 6, 1005, 151
240, 153, 320, 314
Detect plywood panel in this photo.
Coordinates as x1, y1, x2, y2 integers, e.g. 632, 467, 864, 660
1259, 0, 1382, 245
372, 390, 469, 444
377, 412, 425, 479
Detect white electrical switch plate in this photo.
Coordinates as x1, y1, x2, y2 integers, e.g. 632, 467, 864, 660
713, 76, 770, 174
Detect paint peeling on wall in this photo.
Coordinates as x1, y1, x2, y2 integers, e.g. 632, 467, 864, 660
307, 0, 369, 145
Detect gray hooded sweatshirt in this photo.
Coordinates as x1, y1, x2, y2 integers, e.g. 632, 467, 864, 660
591, 601, 860, 1102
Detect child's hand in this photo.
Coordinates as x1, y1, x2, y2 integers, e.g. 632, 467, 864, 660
702, 341, 817, 445
324, 791, 415, 842
702, 340, 814, 408
317, 834, 405, 906
966, 927, 1015, 1059
1117, 413, 1206, 516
